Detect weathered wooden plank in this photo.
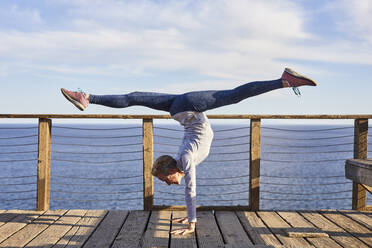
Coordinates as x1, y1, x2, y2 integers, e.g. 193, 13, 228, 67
224, 245, 278, 248
0, 210, 44, 244
0, 210, 19, 228
111, 211, 150, 248
338, 210, 372, 229
140, 210, 171, 248
25, 209, 86, 248
257, 211, 312, 248
0, 209, 66, 248
54, 209, 107, 248
300, 211, 370, 248
82, 210, 129, 248
152, 205, 250, 211
250, 119, 261, 211
277, 211, 341, 248
170, 211, 197, 248
215, 211, 253, 246
320, 209, 372, 246
143, 118, 154, 210
37, 118, 52, 211
196, 211, 224, 248
236, 211, 282, 247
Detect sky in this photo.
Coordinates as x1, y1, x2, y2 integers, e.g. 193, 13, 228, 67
1, 0, 372, 123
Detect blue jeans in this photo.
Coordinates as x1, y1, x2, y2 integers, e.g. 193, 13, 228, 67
89, 79, 282, 116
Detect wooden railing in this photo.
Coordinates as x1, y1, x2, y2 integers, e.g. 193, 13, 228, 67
1, 114, 371, 211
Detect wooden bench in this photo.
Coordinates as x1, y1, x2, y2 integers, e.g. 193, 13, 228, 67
345, 159, 372, 210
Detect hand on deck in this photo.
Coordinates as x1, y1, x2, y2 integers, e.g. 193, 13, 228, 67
171, 217, 195, 235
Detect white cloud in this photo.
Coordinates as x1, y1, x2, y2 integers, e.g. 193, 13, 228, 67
0, 0, 372, 88
328, 0, 372, 44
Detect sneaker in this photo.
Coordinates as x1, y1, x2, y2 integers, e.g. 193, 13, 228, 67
281, 68, 317, 87
61, 88, 89, 111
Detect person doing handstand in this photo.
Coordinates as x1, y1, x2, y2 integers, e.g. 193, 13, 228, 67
61, 68, 317, 235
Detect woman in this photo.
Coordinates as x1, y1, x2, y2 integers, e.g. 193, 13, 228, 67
61, 68, 317, 235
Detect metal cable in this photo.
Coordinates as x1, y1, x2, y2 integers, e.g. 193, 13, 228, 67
154, 142, 250, 148
0, 189, 37, 194
51, 175, 142, 180
53, 150, 142, 155
153, 142, 179, 147
0, 182, 35, 186
155, 189, 249, 196
155, 197, 247, 202
262, 134, 353, 141
51, 189, 143, 195
154, 126, 250, 133
262, 150, 353, 155
261, 158, 345, 163
154, 127, 183, 132
52, 197, 142, 202
261, 182, 351, 186
1, 197, 35, 202
261, 190, 351, 195
212, 142, 250, 148
154, 150, 249, 155
261, 174, 344, 179
0, 175, 37, 179
52, 158, 142, 164
0, 135, 37, 140
196, 182, 249, 187
0, 143, 38, 147
154, 181, 249, 187
52, 182, 142, 186
0, 126, 37, 130
52, 142, 142, 147
203, 158, 249, 163
197, 174, 250, 180
213, 135, 250, 141
0, 159, 36, 163
262, 142, 353, 148
53, 125, 141, 131
0, 151, 38, 155
261, 197, 350, 201
53, 134, 142, 139
153, 135, 182, 140
154, 134, 250, 141
261, 126, 353, 132
199, 198, 248, 202
213, 126, 250, 132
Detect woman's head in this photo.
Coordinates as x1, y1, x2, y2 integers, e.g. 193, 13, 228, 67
151, 155, 177, 177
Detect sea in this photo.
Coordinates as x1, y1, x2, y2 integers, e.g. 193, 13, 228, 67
1, 120, 371, 211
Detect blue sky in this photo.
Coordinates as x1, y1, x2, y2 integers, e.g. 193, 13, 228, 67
1, 0, 372, 120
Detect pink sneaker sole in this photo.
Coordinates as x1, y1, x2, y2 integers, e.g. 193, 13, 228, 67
61, 88, 87, 111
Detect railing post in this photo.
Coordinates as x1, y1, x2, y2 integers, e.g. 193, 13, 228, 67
352, 118, 368, 210
250, 119, 261, 210
143, 118, 154, 210
37, 118, 52, 211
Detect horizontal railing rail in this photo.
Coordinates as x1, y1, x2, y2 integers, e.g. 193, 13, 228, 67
0, 114, 370, 211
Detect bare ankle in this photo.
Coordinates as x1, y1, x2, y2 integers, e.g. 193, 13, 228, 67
282, 79, 290, 88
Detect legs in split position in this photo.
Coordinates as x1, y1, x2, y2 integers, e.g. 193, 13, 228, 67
61, 68, 317, 113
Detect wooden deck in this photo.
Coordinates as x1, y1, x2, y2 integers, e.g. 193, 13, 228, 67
0, 210, 371, 248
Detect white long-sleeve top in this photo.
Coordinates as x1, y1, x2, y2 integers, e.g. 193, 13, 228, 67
171, 111, 214, 223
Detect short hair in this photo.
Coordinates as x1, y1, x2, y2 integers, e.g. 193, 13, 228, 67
151, 155, 177, 177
